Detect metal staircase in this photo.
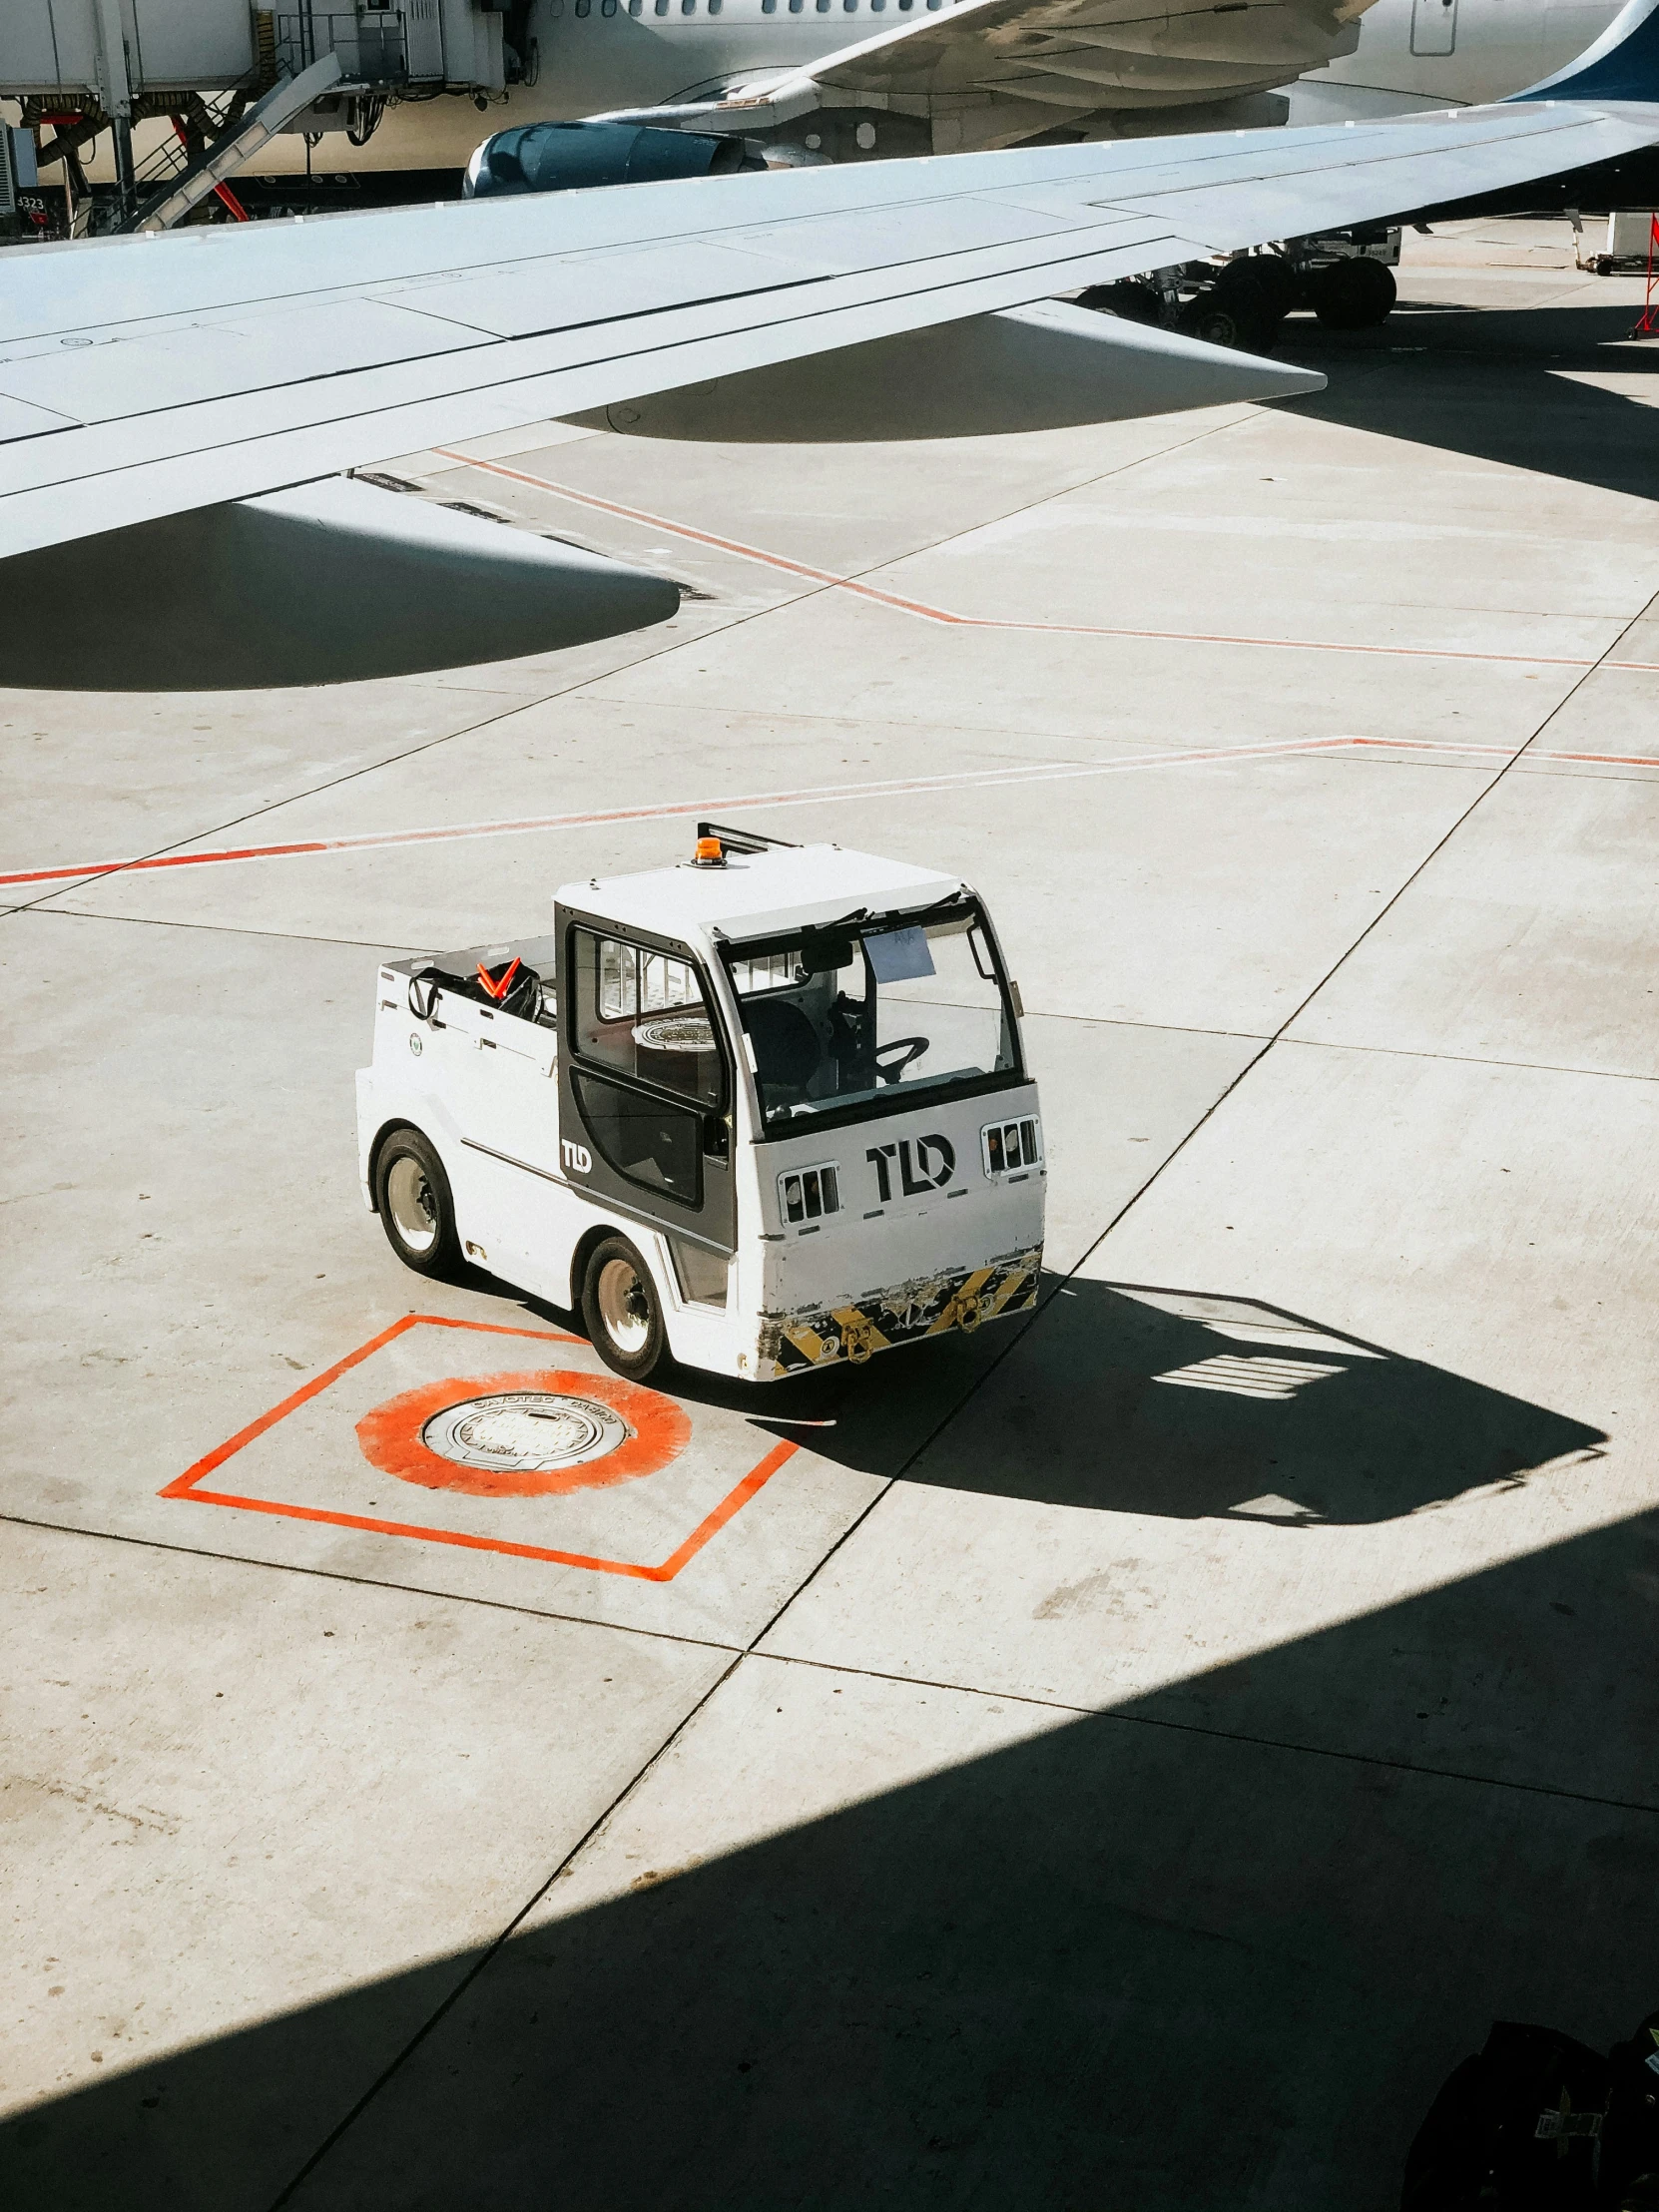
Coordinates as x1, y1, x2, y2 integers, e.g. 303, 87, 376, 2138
126, 52, 344, 235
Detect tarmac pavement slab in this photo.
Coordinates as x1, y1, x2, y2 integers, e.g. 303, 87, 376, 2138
584, 574, 1598, 751
0, 679, 525, 893
415, 404, 1266, 586
5, 219, 1659, 2209
1534, 660, 1659, 776
0, 1518, 728, 2212
761, 1041, 1659, 1797
36, 738, 1503, 1042
276, 1647, 1659, 2211
1289, 762, 1659, 1077
913, 410, 1659, 629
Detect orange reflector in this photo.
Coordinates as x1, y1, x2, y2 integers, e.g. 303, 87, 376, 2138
694, 836, 724, 865
476, 955, 521, 1001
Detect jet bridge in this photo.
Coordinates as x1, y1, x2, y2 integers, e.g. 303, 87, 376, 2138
0, 0, 516, 230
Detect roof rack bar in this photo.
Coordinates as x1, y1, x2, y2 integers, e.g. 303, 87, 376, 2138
697, 821, 800, 853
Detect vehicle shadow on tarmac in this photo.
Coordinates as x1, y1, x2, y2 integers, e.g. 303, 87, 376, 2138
462, 1263, 1600, 1526
8, 1498, 1656, 2212
698, 1275, 1605, 1529
1273, 299, 1659, 502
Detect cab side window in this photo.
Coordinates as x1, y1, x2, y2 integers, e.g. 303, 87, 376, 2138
574, 932, 723, 1109
569, 930, 727, 1209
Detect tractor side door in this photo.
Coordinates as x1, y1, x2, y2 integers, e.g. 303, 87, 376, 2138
555, 910, 736, 1261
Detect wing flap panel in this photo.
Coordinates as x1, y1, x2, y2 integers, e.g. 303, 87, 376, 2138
0, 394, 82, 442
0, 213, 1180, 555
0, 299, 487, 430
379, 241, 801, 338
761, 0, 1370, 104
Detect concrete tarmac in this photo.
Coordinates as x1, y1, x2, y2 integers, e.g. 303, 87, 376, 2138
3, 220, 1658, 2209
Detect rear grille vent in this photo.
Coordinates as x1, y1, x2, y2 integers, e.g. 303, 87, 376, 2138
982, 1116, 1042, 1177
780, 1162, 840, 1225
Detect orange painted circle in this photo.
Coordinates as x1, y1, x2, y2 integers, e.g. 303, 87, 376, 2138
355, 1369, 690, 1498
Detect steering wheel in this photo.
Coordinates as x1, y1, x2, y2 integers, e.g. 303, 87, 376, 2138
874, 1035, 929, 1085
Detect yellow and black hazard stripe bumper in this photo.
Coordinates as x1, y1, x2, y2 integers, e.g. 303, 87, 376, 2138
759, 1247, 1042, 1378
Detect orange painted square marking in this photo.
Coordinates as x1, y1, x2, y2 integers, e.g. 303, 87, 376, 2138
160, 1314, 796, 1582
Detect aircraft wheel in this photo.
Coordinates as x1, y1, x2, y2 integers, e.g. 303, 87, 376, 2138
1311, 257, 1396, 330
375, 1128, 460, 1278
582, 1236, 667, 1382
1219, 253, 1297, 323
1179, 287, 1276, 354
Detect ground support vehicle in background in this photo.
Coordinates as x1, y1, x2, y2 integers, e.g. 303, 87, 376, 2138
356, 828, 1045, 1383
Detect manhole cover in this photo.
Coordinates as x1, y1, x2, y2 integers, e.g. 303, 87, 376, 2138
421, 1390, 631, 1473
357, 1366, 691, 1498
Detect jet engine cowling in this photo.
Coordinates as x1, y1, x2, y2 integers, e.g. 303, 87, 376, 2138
464, 120, 762, 198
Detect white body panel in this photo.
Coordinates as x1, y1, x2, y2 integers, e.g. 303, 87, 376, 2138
355, 844, 1045, 1382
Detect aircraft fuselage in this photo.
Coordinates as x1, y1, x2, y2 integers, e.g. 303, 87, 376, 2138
1291, 0, 1625, 117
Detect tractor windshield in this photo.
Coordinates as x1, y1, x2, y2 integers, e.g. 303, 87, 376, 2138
720, 896, 1021, 1135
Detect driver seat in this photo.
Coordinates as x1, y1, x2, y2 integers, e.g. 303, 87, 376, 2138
743, 998, 821, 1094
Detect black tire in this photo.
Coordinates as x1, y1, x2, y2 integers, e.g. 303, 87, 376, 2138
1310, 257, 1396, 331
374, 1127, 460, 1278
581, 1235, 667, 1382
1178, 288, 1276, 354
1076, 280, 1163, 326
1219, 253, 1297, 324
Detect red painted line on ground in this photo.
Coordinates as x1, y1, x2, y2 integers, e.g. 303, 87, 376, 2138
0, 738, 1349, 888
649, 1438, 798, 1582
11, 731, 1655, 896
157, 1315, 579, 1498
12, 730, 1657, 892
442, 450, 1648, 676
1349, 736, 1659, 768
162, 1312, 799, 1582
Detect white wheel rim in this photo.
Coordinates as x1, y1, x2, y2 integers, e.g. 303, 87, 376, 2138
596, 1257, 651, 1356
386, 1155, 437, 1255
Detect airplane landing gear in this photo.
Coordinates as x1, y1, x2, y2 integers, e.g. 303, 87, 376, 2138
1180, 256, 1296, 353
1074, 232, 1398, 351
1074, 279, 1163, 325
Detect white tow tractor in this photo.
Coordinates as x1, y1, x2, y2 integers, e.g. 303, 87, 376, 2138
355, 825, 1044, 1383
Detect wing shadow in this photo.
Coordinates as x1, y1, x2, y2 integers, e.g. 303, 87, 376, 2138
1271, 294, 1659, 502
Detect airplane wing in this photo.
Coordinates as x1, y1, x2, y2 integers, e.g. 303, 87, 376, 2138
694, 0, 1377, 155
5, 97, 1656, 563
4, 80, 1656, 684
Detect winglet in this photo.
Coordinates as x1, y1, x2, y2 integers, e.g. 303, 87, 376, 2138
1513, 0, 1659, 103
